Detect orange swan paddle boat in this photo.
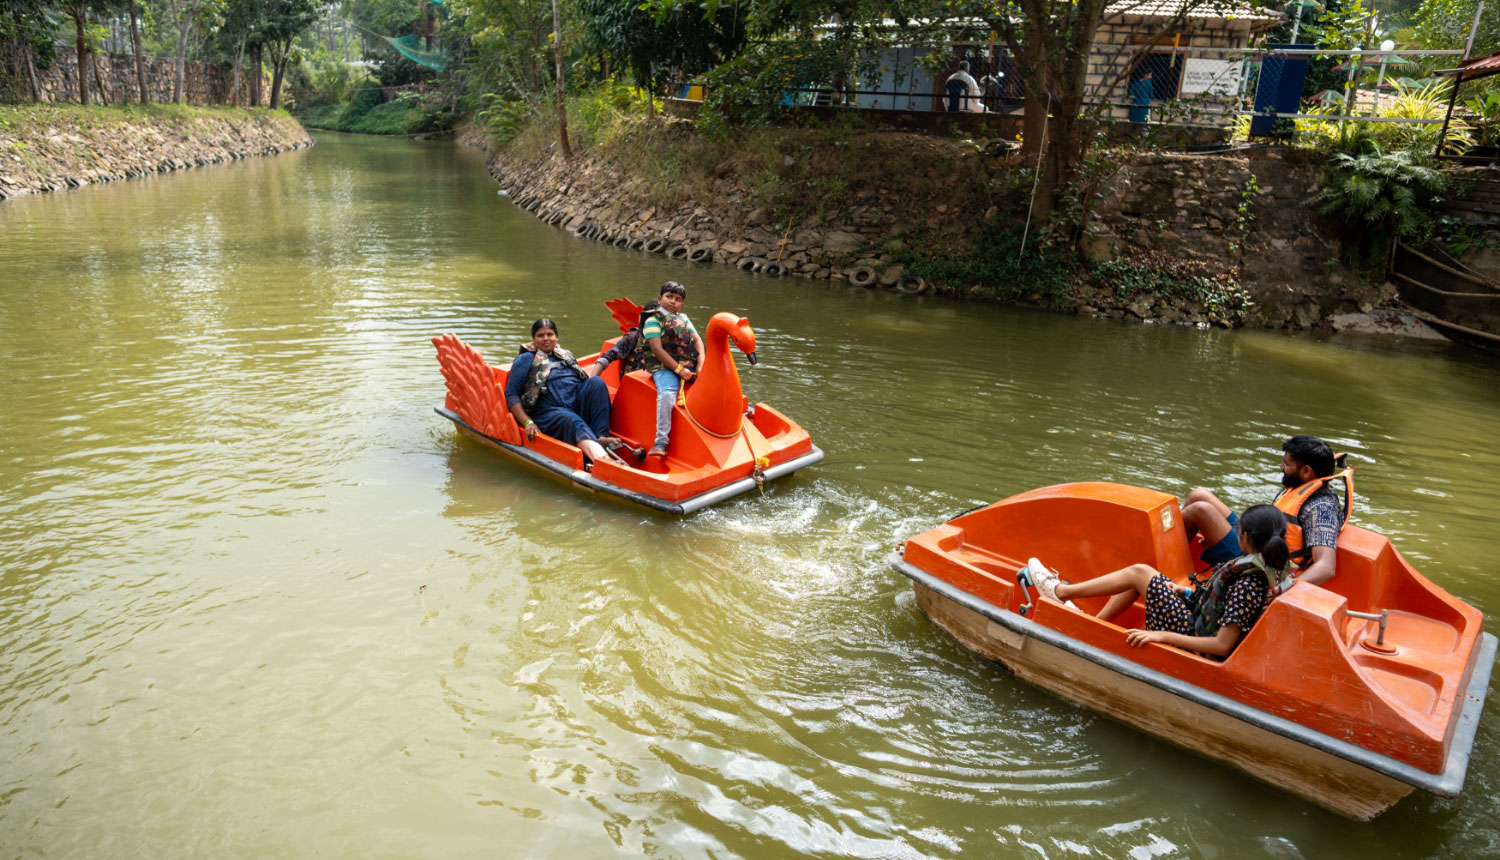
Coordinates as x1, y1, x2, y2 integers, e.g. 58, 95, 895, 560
890, 482, 1495, 819
432, 299, 823, 515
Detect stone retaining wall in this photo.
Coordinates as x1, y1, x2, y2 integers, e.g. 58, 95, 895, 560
462, 126, 1375, 329
1, 47, 265, 106
0, 109, 312, 201
1085, 149, 1375, 328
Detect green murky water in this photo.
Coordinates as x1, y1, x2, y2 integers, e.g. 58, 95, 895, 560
3, 133, 1500, 858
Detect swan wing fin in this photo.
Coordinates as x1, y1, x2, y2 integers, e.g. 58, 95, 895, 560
432, 334, 522, 444
604, 297, 643, 335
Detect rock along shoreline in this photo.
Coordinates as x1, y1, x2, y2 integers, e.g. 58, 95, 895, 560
459, 124, 1404, 331
0, 107, 312, 201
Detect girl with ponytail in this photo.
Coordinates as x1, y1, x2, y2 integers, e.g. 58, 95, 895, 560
1029, 504, 1292, 660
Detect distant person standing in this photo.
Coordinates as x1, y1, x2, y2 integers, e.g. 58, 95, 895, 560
1130, 69, 1154, 123
945, 61, 982, 113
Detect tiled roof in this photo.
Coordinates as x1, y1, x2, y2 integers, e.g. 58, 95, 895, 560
1454, 50, 1500, 82
1105, 0, 1283, 21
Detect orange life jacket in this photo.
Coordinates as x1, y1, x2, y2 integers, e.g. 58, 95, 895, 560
1273, 454, 1354, 568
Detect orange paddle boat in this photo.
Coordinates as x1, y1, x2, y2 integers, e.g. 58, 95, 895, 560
890, 482, 1495, 819
432, 299, 822, 514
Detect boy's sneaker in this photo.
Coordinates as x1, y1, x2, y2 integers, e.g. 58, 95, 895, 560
647, 445, 668, 458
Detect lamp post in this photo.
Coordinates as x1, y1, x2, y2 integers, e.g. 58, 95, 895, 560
1375, 38, 1395, 115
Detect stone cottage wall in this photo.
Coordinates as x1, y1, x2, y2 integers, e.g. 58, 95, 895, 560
1086, 18, 1256, 121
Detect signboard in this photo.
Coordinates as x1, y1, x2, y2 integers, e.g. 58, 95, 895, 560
1180, 58, 1240, 96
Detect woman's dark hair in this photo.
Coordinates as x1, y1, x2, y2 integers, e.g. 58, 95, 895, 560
1283, 435, 1335, 478
659, 281, 686, 297
636, 300, 660, 331
1239, 504, 1290, 572
531, 318, 558, 336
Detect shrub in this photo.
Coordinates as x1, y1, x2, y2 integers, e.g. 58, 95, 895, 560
1308, 146, 1448, 265
476, 95, 529, 147
1092, 258, 1253, 317
900, 218, 1075, 300
1228, 81, 1473, 156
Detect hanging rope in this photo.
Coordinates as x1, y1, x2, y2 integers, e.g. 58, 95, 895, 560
675, 383, 770, 492
1017, 89, 1052, 262
677, 381, 741, 438
776, 215, 794, 263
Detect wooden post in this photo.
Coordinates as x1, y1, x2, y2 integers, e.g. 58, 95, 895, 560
1435, 75, 1463, 157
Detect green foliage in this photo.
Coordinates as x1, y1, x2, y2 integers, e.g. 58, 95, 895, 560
287, 57, 364, 108
566, 80, 646, 146
475, 93, 529, 146
0, 0, 60, 75
898, 218, 1075, 301
298, 87, 454, 134
578, 0, 746, 94
1308, 146, 1449, 265
697, 37, 859, 138
1092, 259, 1253, 317
489, 81, 647, 154
345, 0, 442, 86
1412, 0, 1497, 53
1464, 87, 1500, 147
1379, 81, 1475, 154
1228, 80, 1476, 156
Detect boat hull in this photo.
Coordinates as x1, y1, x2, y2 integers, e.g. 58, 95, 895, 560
438, 406, 824, 515
893, 554, 1496, 820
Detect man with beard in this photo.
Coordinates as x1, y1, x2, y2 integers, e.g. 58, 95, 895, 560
1182, 436, 1347, 590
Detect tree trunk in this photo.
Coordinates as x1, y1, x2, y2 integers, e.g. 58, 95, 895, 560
230, 36, 246, 106
269, 47, 287, 109
129, 0, 148, 103
73, 12, 90, 105
93, 50, 111, 104
27, 47, 41, 102
14, 10, 41, 101
551, 0, 571, 160
250, 44, 262, 106
173, 9, 196, 104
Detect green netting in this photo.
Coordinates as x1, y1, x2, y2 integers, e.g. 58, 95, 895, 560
388, 33, 450, 71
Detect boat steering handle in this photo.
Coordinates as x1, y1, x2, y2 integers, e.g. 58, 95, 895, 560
1347, 608, 1391, 647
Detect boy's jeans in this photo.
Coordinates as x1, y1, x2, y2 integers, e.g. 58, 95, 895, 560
651, 369, 680, 450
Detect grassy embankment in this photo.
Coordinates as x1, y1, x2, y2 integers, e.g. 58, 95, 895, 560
297, 89, 454, 135
0, 102, 295, 133
0, 100, 311, 205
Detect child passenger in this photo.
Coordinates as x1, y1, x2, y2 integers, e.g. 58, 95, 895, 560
1028, 504, 1293, 660
638, 281, 705, 458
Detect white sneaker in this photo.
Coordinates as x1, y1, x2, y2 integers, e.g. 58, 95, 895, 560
1024, 557, 1076, 607
1025, 557, 1061, 600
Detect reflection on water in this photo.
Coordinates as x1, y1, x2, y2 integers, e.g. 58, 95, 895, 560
2, 133, 1499, 858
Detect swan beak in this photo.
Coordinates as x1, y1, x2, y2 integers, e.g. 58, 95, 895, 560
746, 352, 758, 366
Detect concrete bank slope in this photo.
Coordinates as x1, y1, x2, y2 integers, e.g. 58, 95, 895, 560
0, 106, 312, 201
461, 125, 1382, 330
